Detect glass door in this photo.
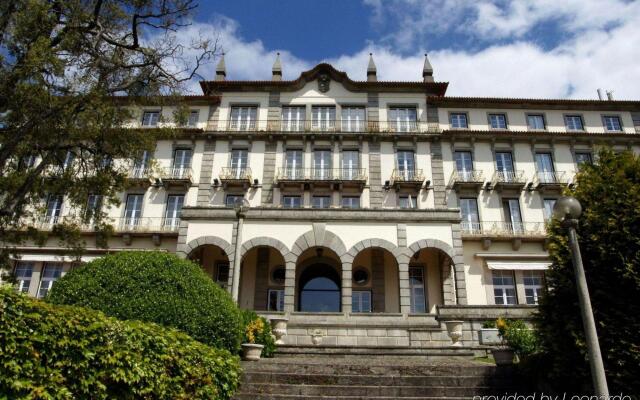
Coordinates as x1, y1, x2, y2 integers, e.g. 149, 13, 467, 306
230, 149, 248, 179
341, 150, 359, 180
460, 198, 480, 233
45, 195, 63, 225
124, 194, 143, 228
314, 150, 332, 179
164, 195, 184, 229
397, 150, 415, 180
409, 266, 426, 313
535, 153, 555, 183
285, 149, 303, 179
454, 151, 473, 181
495, 152, 514, 182
133, 150, 151, 178
173, 149, 192, 178
503, 198, 523, 233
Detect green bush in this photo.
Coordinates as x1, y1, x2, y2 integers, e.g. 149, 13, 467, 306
0, 286, 241, 400
47, 251, 243, 352
241, 309, 276, 358
497, 318, 539, 358
482, 320, 496, 329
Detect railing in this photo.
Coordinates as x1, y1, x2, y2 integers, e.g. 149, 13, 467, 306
276, 168, 367, 181
491, 170, 526, 185
219, 167, 252, 181
223, 120, 433, 133
448, 170, 484, 186
129, 167, 151, 179
534, 171, 567, 185
161, 167, 192, 181
461, 221, 546, 237
33, 216, 61, 231
391, 168, 425, 182
31, 216, 179, 233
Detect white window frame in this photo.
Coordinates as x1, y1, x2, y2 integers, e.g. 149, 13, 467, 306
341, 196, 360, 209
450, 113, 468, 129
38, 262, 63, 299
268, 289, 285, 311
14, 262, 34, 293
142, 111, 160, 127
602, 115, 622, 132
409, 266, 427, 313
187, 110, 199, 127
543, 198, 556, 222
45, 194, 63, 225
282, 195, 301, 208
311, 106, 336, 131
523, 270, 544, 305
352, 290, 372, 313
164, 194, 184, 229
389, 107, 418, 132
489, 113, 507, 129
341, 106, 366, 132
282, 106, 306, 131
527, 114, 545, 130
124, 193, 144, 228
312, 196, 331, 209
492, 270, 517, 305
564, 115, 584, 131
398, 195, 417, 209
229, 106, 258, 131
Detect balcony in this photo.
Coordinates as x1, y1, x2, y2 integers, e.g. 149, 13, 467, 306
532, 171, 569, 193
160, 167, 192, 188
489, 170, 526, 192
127, 167, 152, 186
389, 169, 426, 191
114, 217, 180, 233
461, 221, 546, 238
275, 168, 367, 190
218, 167, 253, 189
220, 120, 435, 134
448, 170, 485, 192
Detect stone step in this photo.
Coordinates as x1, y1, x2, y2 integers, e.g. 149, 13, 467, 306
237, 383, 521, 397
274, 345, 477, 358
241, 371, 513, 387
235, 394, 466, 400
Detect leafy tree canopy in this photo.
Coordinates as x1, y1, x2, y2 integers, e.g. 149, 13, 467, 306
0, 0, 216, 270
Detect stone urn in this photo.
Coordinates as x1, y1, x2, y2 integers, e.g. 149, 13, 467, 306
444, 320, 464, 347
241, 343, 264, 361
492, 348, 515, 365
269, 317, 289, 345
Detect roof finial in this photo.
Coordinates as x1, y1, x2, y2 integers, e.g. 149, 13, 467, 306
215, 52, 226, 81
272, 52, 282, 81
423, 53, 434, 83
367, 52, 377, 82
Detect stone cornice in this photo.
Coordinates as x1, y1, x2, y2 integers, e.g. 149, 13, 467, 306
181, 206, 462, 223
428, 96, 640, 111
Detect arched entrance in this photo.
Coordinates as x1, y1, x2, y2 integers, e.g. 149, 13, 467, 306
188, 244, 231, 289
295, 247, 342, 312
351, 247, 400, 313
238, 246, 287, 311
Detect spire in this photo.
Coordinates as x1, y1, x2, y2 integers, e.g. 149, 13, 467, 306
272, 52, 282, 81
367, 53, 377, 82
422, 53, 434, 83
215, 53, 226, 81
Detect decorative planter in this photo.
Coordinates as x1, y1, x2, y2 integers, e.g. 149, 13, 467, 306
492, 348, 515, 365
241, 343, 264, 361
444, 320, 464, 347
269, 317, 289, 345
479, 328, 502, 345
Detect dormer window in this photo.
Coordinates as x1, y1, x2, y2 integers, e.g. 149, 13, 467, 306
389, 107, 417, 132
229, 106, 257, 131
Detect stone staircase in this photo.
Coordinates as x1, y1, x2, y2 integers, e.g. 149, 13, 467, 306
234, 353, 530, 399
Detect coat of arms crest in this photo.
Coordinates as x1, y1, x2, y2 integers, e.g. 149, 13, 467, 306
317, 74, 330, 93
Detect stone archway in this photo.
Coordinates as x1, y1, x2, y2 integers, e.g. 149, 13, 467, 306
180, 236, 234, 290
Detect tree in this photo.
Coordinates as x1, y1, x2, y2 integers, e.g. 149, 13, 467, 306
536, 149, 640, 393
0, 0, 216, 271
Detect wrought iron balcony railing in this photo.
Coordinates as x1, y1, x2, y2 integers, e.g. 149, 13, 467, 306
129, 167, 152, 180
276, 168, 367, 181
219, 167, 252, 181
533, 171, 568, 185
223, 119, 435, 133
448, 170, 485, 188
161, 167, 192, 181
391, 168, 425, 182
31, 216, 180, 233
490, 170, 526, 189
461, 221, 546, 237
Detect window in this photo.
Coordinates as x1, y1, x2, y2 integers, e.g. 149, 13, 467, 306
503, 198, 523, 233
603, 115, 622, 131
172, 149, 192, 178
282, 106, 305, 131
564, 115, 584, 131
313, 149, 332, 179
489, 114, 507, 129
397, 150, 416, 180
124, 194, 143, 228
535, 153, 556, 183
353, 269, 369, 285
399, 195, 417, 209
62, 151, 75, 170
523, 271, 544, 305
142, 111, 160, 127
45, 194, 63, 225
14, 262, 33, 293
454, 151, 473, 180
225, 194, 244, 207
38, 263, 63, 298
216, 263, 229, 288
352, 291, 372, 313
342, 196, 360, 209
312, 196, 331, 209
268, 289, 285, 311
409, 266, 426, 313
284, 149, 303, 179
495, 152, 515, 181
84, 194, 103, 223
450, 113, 468, 129
460, 198, 480, 233
543, 199, 556, 222
575, 152, 592, 169
311, 106, 336, 131
229, 106, 257, 130
230, 149, 249, 178
24, 154, 37, 169
187, 110, 199, 127
493, 270, 516, 305
133, 150, 151, 178
527, 114, 545, 130
342, 107, 366, 132
389, 107, 417, 132
282, 195, 301, 208
341, 150, 359, 179
164, 195, 184, 229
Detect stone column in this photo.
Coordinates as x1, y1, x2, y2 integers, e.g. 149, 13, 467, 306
398, 262, 411, 313
441, 256, 455, 305
341, 261, 352, 313
284, 260, 296, 312
430, 140, 446, 207
451, 223, 468, 305
196, 140, 216, 206
231, 214, 244, 302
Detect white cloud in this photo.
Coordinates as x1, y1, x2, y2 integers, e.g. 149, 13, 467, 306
168, 1, 640, 100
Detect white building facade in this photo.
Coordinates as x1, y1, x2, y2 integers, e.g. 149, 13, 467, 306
9, 55, 640, 350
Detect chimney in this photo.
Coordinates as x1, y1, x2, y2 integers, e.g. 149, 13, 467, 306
597, 88, 604, 100
272, 52, 282, 81
606, 90, 614, 101
215, 53, 226, 81
422, 53, 434, 83
367, 53, 377, 82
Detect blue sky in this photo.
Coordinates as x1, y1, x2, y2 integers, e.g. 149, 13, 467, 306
171, 0, 640, 99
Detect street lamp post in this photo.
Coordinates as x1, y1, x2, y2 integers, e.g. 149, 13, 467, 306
553, 196, 609, 396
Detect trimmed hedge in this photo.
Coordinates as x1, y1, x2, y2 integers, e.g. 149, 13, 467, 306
0, 286, 241, 399
241, 309, 276, 358
47, 251, 243, 353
